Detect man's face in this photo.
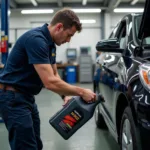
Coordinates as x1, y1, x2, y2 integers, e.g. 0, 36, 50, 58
54, 23, 77, 46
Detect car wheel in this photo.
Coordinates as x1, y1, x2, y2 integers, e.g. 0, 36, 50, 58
120, 107, 141, 150
95, 104, 107, 129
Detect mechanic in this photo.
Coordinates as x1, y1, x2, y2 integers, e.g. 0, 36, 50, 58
0, 8, 96, 150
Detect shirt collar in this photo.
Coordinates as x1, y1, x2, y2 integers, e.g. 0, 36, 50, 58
41, 23, 55, 47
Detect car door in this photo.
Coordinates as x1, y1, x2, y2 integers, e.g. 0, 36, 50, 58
99, 19, 128, 130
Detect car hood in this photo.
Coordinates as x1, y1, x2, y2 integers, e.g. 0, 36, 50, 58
138, 0, 150, 39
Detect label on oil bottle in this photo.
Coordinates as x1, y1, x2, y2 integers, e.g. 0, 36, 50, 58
59, 108, 83, 133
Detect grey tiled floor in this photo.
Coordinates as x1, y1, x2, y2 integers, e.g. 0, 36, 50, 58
0, 84, 120, 150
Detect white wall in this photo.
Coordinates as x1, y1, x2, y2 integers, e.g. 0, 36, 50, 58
8, 10, 128, 63
56, 28, 101, 63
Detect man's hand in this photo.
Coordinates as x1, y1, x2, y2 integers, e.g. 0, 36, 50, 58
63, 89, 96, 105
63, 96, 72, 105
81, 89, 96, 103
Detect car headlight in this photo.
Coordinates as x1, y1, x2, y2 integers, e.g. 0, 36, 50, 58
139, 63, 150, 91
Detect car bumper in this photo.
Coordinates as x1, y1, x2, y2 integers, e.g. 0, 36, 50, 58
138, 122, 150, 149
137, 103, 150, 149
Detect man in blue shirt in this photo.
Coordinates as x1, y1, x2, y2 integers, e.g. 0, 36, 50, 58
0, 8, 96, 150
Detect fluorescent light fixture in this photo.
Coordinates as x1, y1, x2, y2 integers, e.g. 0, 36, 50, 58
80, 19, 96, 24
131, 0, 139, 5
114, 8, 143, 13
72, 9, 101, 13
21, 9, 54, 14
8, 10, 11, 16
30, 0, 38, 6
82, 0, 87, 5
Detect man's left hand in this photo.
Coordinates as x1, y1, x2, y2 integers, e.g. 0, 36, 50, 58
63, 96, 72, 106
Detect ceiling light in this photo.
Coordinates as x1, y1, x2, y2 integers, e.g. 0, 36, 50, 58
114, 8, 143, 13
30, 0, 38, 6
72, 9, 101, 13
80, 20, 96, 24
8, 10, 11, 16
21, 9, 54, 14
131, 0, 139, 5
82, 0, 87, 5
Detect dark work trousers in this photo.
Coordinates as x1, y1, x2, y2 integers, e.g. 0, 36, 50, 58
0, 89, 43, 150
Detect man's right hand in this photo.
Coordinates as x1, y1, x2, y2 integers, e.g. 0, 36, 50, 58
81, 89, 96, 103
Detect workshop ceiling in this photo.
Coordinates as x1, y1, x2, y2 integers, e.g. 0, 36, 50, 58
7, 0, 146, 11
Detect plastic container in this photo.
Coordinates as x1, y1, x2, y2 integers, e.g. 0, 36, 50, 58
66, 66, 76, 83
49, 94, 104, 140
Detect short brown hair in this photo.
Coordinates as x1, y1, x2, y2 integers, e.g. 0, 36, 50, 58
51, 8, 82, 32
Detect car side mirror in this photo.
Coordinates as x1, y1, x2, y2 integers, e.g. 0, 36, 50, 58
96, 38, 124, 53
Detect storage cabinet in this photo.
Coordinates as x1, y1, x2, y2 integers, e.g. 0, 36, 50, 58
79, 55, 92, 82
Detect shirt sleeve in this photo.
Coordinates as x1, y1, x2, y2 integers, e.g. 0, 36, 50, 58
25, 35, 50, 64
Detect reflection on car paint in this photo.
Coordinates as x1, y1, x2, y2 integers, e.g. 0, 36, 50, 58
135, 94, 144, 101
145, 96, 150, 105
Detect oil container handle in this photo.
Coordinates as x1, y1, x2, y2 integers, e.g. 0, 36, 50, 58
95, 94, 104, 104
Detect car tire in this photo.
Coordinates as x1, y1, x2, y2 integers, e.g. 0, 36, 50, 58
95, 105, 107, 129
120, 107, 142, 150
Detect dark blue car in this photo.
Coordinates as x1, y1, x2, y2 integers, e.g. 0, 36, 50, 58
94, 0, 150, 149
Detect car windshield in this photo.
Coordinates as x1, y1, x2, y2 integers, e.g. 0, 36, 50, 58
135, 15, 150, 44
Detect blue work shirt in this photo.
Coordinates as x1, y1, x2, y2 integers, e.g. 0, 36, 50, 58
0, 24, 56, 95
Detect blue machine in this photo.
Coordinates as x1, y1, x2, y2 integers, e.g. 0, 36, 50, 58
66, 66, 76, 84
66, 48, 77, 83
66, 48, 77, 64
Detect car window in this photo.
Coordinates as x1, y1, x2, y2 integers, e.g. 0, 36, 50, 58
117, 21, 127, 49
109, 23, 119, 39
135, 15, 150, 44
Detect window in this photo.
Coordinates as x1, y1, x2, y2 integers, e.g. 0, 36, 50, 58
109, 23, 120, 39
135, 15, 150, 44
117, 21, 127, 49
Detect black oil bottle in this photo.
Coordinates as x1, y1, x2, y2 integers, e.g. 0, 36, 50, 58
49, 94, 104, 140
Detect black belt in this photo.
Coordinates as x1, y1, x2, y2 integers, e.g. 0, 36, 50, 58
0, 84, 19, 93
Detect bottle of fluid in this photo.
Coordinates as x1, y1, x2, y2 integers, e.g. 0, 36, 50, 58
49, 94, 104, 140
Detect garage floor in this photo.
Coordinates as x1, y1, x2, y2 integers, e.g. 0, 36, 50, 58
0, 84, 120, 150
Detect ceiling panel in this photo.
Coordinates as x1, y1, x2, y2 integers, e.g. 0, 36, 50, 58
36, 0, 59, 2
15, 0, 103, 3
87, 0, 104, 2
15, 0, 30, 4
14, 0, 146, 4
121, 0, 131, 2
122, 0, 145, 2
63, 0, 82, 2
11, 0, 146, 11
